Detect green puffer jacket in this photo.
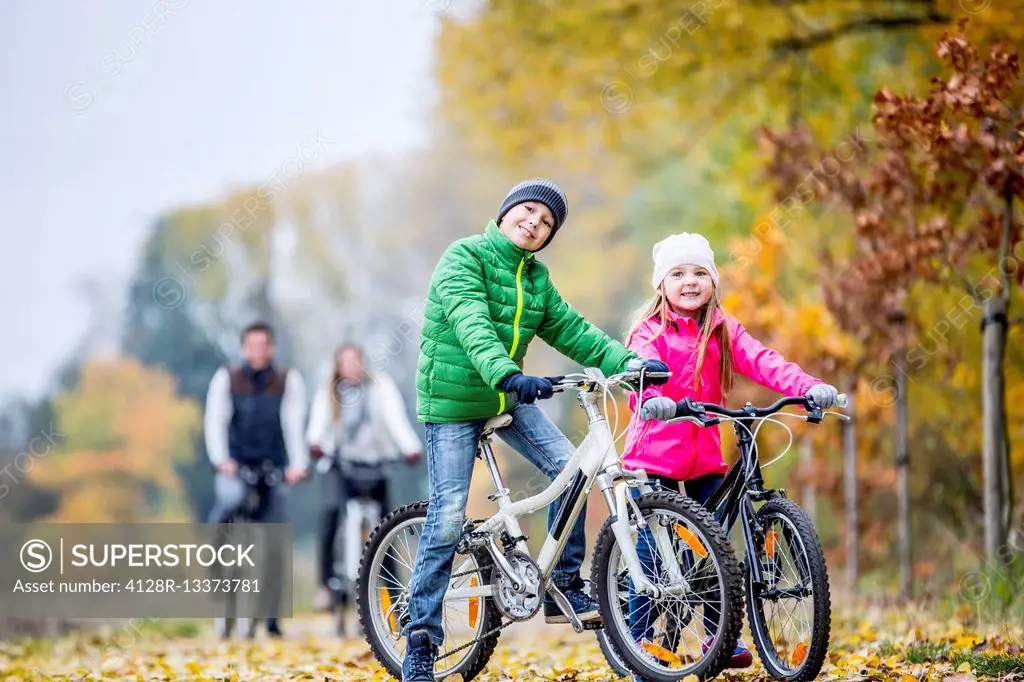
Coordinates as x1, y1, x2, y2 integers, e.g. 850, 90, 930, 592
417, 221, 637, 423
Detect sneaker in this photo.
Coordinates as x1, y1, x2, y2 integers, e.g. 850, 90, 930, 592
266, 618, 283, 639
402, 629, 437, 682
543, 586, 601, 624
702, 635, 753, 669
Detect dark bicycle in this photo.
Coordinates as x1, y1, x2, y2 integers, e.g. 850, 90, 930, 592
213, 459, 283, 640
639, 394, 850, 681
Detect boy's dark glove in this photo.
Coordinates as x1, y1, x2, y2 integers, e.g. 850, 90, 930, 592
500, 373, 555, 404
626, 358, 671, 386
641, 359, 670, 374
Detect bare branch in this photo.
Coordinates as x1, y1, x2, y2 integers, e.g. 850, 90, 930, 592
771, 11, 951, 55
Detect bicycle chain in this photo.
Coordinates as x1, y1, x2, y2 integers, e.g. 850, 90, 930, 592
449, 562, 494, 580
435, 566, 605, 662
435, 557, 508, 663
435, 616, 514, 662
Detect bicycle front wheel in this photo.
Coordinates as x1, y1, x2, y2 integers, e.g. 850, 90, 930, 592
745, 498, 831, 681
593, 490, 743, 682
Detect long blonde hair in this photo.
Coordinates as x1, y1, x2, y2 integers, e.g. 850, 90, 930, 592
327, 342, 365, 422
625, 286, 735, 397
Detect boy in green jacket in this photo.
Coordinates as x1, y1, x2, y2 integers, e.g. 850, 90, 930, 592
402, 178, 668, 681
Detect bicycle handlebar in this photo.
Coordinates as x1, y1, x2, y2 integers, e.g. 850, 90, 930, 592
544, 370, 672, 394
670, 393, 849, 425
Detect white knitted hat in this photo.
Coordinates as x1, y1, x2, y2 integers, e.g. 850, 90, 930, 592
651, 233, 719, 290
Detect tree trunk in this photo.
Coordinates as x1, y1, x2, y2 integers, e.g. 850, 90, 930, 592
895, 348, 912, 596
983, 294, 1008, 563
843, 387, 858, 594
983, 181, 1015, 563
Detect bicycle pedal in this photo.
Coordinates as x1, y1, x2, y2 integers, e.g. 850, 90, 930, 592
582, 620, 603, 630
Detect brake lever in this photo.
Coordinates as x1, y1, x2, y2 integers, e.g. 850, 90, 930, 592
665, 415, 720, 427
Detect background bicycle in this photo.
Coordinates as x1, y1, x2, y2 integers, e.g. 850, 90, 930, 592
211, 459, 286, 641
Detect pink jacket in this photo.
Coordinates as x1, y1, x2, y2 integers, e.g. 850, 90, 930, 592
622, 307, 823, 481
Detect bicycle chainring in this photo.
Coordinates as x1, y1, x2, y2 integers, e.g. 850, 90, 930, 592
490, 551, 542, 621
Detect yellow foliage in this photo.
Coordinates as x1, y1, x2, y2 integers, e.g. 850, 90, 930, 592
1, 607, 1021, 680
33, 358, 201, 523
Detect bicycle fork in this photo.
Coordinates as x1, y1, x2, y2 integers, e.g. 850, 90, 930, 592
597, 475, 688, 599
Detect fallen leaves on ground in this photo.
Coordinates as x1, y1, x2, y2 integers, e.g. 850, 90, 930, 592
1, 607, 1022, 681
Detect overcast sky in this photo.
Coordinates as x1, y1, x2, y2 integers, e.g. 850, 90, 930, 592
0, 0, 441, 401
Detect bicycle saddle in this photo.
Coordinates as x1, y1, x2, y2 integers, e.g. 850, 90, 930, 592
481, 414, 513, 438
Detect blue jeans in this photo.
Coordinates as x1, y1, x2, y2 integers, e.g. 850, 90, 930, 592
403, 402, 588, 646
629, 474, 723, 643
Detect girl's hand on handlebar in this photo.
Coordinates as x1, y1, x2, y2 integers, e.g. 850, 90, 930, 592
805, 384, 839, 409
403, 451, 423, 466
640, 396, 677, 421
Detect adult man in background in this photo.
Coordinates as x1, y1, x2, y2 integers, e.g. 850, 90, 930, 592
205, 321, 308, 638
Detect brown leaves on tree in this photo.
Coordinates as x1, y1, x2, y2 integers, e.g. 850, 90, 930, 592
761, 20, 1024, 361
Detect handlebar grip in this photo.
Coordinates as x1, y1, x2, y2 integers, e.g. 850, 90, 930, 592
835, 393, 849, 409
543, 376, 566, 384
672, 398, 697, 419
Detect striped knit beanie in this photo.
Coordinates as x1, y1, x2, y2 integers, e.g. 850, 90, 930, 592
496, 178, 569, 250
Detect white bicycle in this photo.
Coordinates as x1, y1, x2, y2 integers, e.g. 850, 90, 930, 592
357, 364, 744, 682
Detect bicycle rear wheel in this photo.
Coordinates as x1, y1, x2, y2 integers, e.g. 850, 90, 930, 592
745, 499, 831, 681
357, 501, 501, 681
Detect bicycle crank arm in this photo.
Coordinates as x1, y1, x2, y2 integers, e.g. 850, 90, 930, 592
546, 583, 585, 633
485, 536, 524, 591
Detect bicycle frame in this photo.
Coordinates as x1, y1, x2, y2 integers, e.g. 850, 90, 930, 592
442, 369, 684, 608
700, 415, 776, 591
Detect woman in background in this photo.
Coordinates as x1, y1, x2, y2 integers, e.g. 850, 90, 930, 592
307, 343, 422, 635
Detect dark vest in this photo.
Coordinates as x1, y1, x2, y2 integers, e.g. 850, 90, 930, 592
228, 364, 288, 467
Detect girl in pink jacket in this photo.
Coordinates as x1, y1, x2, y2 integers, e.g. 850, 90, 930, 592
621, 232, 838, 671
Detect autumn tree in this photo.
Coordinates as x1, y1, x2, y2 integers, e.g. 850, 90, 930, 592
433, 0, 1024, 168
761, 21, 1024, 579
32, 359, 201, 522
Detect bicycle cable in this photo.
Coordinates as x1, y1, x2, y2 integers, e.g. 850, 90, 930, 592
708, 405, 846, 479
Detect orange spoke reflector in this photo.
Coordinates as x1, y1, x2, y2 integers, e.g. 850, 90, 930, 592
766, 529, 778, 557
641, 641, 685, 668
673, 523, 708, 558
380, 587, 397, 635
468, 576, 480, 628
792, 641, 809, 666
